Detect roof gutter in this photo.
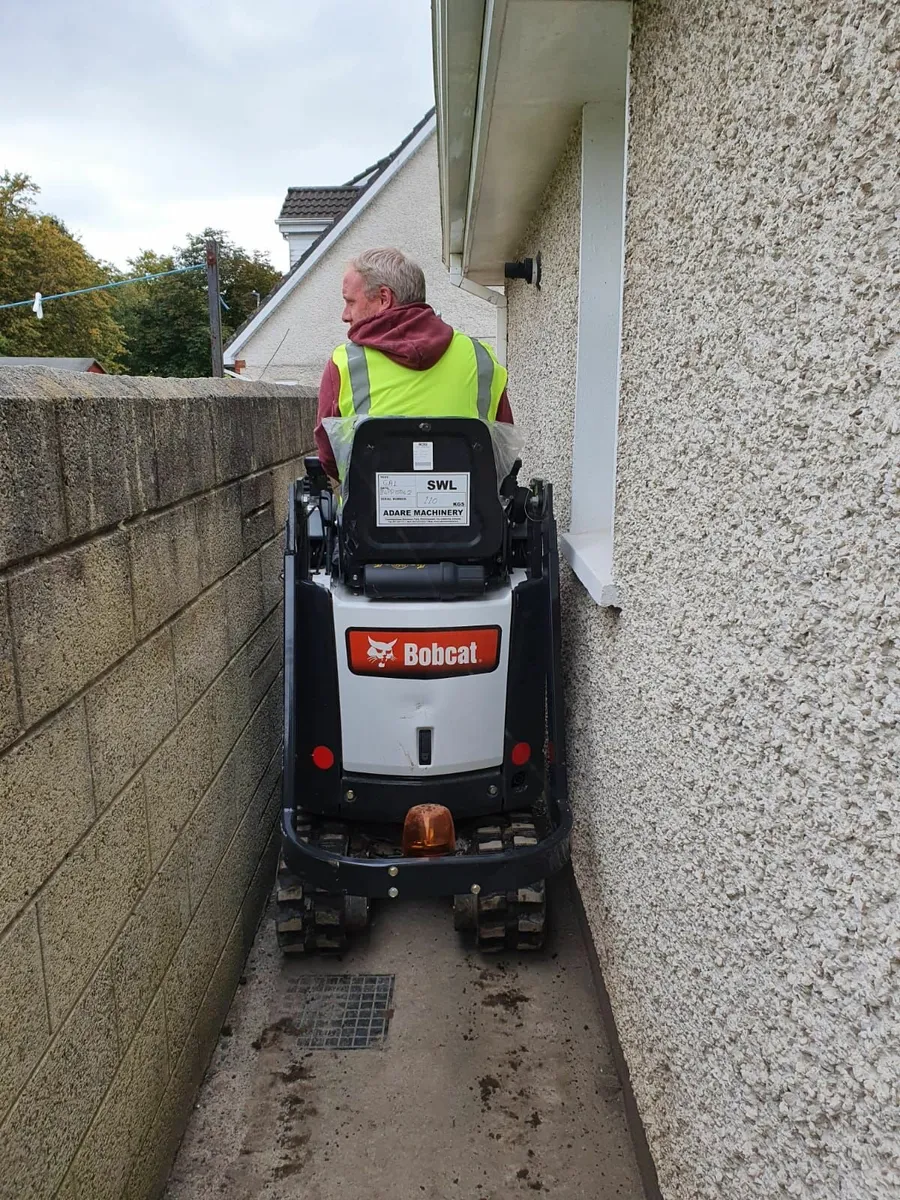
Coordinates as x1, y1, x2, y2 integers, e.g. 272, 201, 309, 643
461, 0, 508, 279
432, 0, 488, 268
435, 1, 507, 362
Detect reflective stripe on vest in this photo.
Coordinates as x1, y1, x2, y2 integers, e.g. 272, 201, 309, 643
332, 331, 506, 422
344, 341, 372, 415
471, 337, 494, 420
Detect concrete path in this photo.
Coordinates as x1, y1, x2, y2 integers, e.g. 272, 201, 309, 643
165, 875, 644, 1200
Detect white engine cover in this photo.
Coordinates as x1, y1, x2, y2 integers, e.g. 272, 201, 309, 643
325, 577, 517, 777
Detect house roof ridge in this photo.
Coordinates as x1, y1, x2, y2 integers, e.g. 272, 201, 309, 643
281, 108, 437, 212
225, 109, 437, 356
284, 185, 360, 194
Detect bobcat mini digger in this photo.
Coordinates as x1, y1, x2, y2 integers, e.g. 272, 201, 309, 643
276, 416, 572, 953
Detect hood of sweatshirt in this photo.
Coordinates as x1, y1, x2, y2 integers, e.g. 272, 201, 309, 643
348, 302, 454, 370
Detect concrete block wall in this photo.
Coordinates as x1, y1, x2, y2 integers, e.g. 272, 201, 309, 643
0, 368, 316, 1199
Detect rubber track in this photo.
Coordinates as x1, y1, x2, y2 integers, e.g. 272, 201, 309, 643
275, 817, 363, 953
470, 813, 547, 953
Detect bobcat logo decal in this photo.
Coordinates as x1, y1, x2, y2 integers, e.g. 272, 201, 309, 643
348, 628, 500, 677
366, 637, 397, 668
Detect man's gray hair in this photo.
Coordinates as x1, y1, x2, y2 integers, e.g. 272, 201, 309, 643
349, 247, 426, 306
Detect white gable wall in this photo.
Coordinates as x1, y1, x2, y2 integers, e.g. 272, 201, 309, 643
235, 132, 498, 385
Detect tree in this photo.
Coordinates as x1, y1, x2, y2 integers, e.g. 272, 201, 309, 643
0, 174, 282, 377
114, 230, 282, 377
0, 173, 126, 368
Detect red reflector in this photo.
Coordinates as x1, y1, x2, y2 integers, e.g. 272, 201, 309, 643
511, 742, 531, 766
311, 745, 334, 770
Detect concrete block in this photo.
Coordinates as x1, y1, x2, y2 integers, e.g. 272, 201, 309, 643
111, 837, 191, 1048
222, 552, 264, 655
143, 696, 214, 868
277, 394, 315, 459
9, 532, 134, 726
129, 504, 201, 639
239, 470, 274, 519
242, 506, 275, 559
254, 743, 283, 825
56, 396, 157, 537
0, 397, 66, 568
217, 735, 281, 932
0, 703, 94, 929
162, 888, 225, 1063
39, 778, 151, 1031
0, 909, 51, 1123
240, 826, 280, 959
259, 536, 284, 618
0, 582, 21, 752
192, 919, 244, 1067
0, 963, 119, 1200
271, 457, 304, 528
247, 612, 282, 712
249, 396, 282, 470
206, 652, 254, 773
184, 762, 242, 920
171, 584, 229, 716
85, 628, 177, 810
124, 1020, 205, 1200
194, 484, 242, 589
209, 395, 253, 483
151, 398, 216, 506
68, 991, 168, 1200
187, 690, 279, 918
243, 760, 281, 872
236, 691, 282, 820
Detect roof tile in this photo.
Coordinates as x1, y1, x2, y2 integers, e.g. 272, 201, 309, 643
279, 187, 360, 220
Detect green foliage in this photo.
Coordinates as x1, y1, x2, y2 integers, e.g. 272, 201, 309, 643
114, 230, 281, 377
0, 174, 282, 377
0, 173, 126, 369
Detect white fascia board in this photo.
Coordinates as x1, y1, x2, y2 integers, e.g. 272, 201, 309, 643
225, 117, 436, 364
276, 217, 333, 234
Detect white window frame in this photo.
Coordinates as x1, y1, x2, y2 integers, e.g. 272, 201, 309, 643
561, 94, 630, 609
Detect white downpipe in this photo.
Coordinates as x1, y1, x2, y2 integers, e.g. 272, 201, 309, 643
496, 303, 507, 368
448, 253, 507, 366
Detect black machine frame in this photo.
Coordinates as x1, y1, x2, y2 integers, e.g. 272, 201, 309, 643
280, 417, 572, 901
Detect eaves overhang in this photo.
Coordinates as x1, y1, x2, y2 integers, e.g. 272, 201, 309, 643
432, 0, 632, 285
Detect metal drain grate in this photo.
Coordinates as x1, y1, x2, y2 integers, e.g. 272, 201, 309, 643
293, 974, 395, 1049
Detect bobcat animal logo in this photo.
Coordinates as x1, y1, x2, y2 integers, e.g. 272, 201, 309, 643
367, 637, 397, 668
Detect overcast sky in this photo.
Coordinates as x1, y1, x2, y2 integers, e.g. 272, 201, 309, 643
1, 0, 435, 274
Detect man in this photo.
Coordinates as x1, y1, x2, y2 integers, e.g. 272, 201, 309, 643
314, 247, 513, 478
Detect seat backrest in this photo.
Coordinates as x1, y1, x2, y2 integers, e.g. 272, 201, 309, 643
340, 417, 504, 564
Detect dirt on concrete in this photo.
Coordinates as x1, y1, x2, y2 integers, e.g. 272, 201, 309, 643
164, 876, 644, 1200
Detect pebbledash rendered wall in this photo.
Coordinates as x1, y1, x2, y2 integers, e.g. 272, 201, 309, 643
0, 368, 316, 1199
507, 2, 898, 1198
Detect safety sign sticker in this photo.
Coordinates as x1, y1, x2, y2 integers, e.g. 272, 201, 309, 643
376, 472, 470, 527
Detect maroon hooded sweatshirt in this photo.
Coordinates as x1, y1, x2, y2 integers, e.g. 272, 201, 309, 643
314, 302, 513, 478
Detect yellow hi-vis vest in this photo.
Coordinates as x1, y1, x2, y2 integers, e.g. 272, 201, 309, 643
332, 330, 507, 422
